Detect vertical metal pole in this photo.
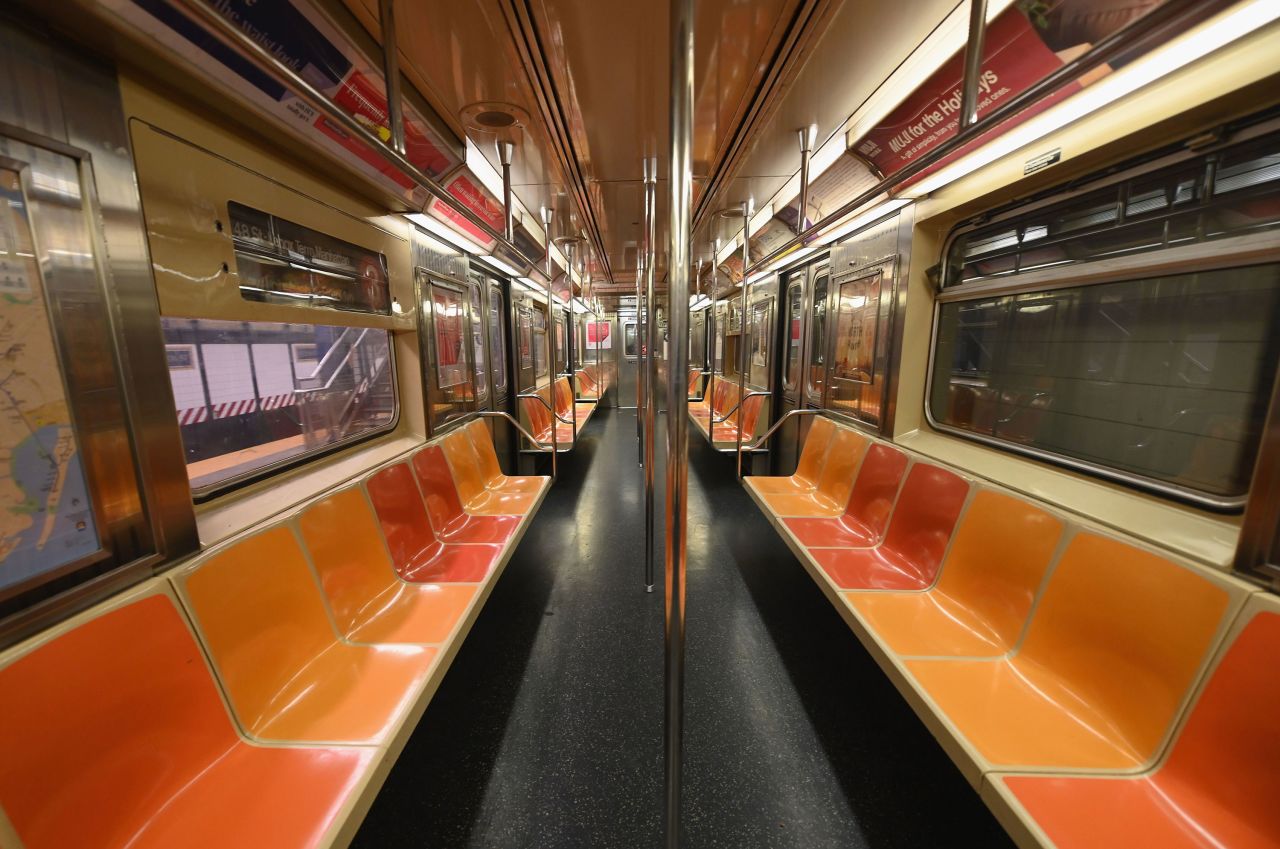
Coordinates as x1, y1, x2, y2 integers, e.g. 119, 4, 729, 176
636, 251, 645, 459
665, 0, 693, 842
735, 201, 751, 480
795, 125, 815, 233
644, 158, 658, 594
542, 206, 558, 479
959, 0, 989, 131
378, 0, 406, 156
498, 140, 516, 242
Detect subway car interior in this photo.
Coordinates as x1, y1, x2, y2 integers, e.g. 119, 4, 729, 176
1, 0, 1279, 847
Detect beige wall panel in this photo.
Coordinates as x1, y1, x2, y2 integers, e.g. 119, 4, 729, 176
889, 21, 1280, 570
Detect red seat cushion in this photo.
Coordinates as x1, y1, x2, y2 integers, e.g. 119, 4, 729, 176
411, 445, 519, 543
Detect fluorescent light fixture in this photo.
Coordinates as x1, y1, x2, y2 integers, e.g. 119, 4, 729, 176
807, 136, 846, 182
571, 297, 592, 314
479, 254, 521, 277
904, 0, 1280, 197
749, 202, 773, 234
464, 139, 507, 203
765, 246, 817, 272
516, 276, 545, 294
814, 198, 911, 246
716, 238, 740, 264
405, 212, 486, 255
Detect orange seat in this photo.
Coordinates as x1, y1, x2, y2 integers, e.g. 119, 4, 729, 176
844, 490, 1063, 656
299, 486, 480, 643
749, 417, 836, 495
367, 462, 502, 582
554, 376, 591, 425
180, 527, 436, 744
466, 419, 546, 494
783, 442, 909, 546
907, 533, 1233, 771
757, 426, 868, 516
998, 596, 1280, 849
521, 391, 575, 445
441, 429, 540, 514
0, 591, 372, 849
806, 462, 968, 590
711, 392, 764, 445
412, 445, 520, 544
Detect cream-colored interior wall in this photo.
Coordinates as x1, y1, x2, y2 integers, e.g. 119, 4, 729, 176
119, 71, 429, 546
889, 19, 1280, 570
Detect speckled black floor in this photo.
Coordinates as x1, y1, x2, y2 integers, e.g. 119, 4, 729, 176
352, 409, 1016, 849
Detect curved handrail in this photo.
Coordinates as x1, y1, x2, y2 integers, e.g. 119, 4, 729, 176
740, 408, 822, 451
517, 390, 577, 425
711, 390, 770, 424
473, 411, 553, 452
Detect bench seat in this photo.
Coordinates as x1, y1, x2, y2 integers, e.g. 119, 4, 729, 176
751, 426, 867, 516
0, 586, 372, 849
987, 593, 1280, 849
178, 527, 439, 744
748, 417, 834, 495
412, 445, 523, 543
368, 458, 501, 583
300, 486, 480, 643
781, 442, 910, 547
843, 490, 1061, 657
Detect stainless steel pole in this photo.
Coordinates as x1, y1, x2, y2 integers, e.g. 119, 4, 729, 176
377, 0, 406, 157
665, 0, 694, 841
542, 206, 558, 479
959, 0, 990, 130
498, 140, 516, 242
735, 201, 751, 480
644, 158, 658, 594
795, 125, 815, 233
636, 246, 645, 459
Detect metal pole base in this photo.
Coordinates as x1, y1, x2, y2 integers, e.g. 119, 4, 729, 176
646, 584, 654, 593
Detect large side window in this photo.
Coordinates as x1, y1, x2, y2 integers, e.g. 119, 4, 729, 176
162, 318, 395, 493
161, 205, 397, 495
929, 131, 1280, 508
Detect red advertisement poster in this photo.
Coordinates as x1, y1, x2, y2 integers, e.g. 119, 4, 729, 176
850, 9, 1078, 182
427, 172, 505, 250
318, 70, 453, 185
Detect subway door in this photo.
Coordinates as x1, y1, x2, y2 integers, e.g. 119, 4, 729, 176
743, 281, 777, 476
772, 269, 807, 474
616, 307, 638, 408
486, 278, 515, 467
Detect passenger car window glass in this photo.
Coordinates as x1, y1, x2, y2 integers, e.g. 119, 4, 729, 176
488, 286, 507, 394
930, 264, 1280, 502
749, 301, 772, 389
430, 283, 467, 389
624, 322, 638, 357
784, 281, 802, 392
161, 317, 395, 493
532, 308, 549, 380
807, 274, 829, 401
470, 284, 487, 402
832, 273, 880, 385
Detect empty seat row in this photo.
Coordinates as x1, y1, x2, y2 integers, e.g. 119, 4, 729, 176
521, 375, 595, 448
689, 378, 765, 449
744, 416, 1277, 849
0, 418, 549, 849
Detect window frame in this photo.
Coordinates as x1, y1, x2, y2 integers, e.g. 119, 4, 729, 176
170, 318, 401, 501
927, 130, 1280, 511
